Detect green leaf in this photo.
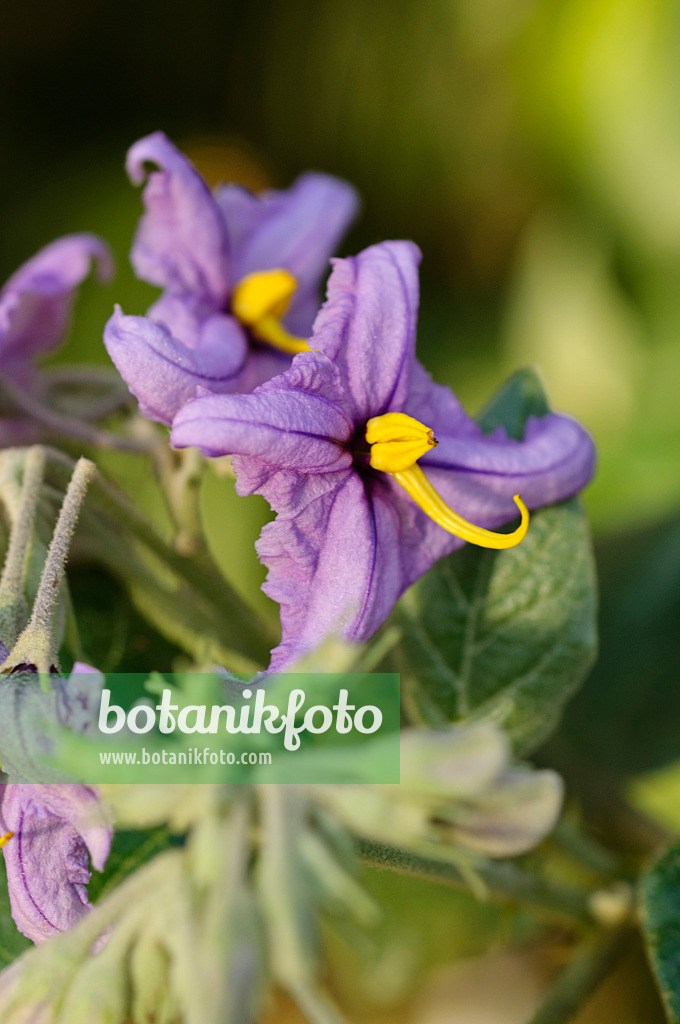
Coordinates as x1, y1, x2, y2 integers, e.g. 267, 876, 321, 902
476, 366, 550, 439
396, 368, 597, 752
640, 839, 680, 1023
0, 857, 31, 968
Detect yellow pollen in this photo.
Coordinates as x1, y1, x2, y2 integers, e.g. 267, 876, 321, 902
0, 831, 14, 850
365, 412, 529, 550
231, 269, 311, 355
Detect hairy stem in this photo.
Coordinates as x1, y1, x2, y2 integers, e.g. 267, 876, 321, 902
43, 448, 275, 667
357, 839, 595, 926
0, 375, 148, 453
0, 447, 45, 644
4, 458, 94, 674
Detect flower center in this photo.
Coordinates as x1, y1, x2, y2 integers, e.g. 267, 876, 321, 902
231, 269, 311, 355
0, 831, 14, 849
365, 412, 529, 549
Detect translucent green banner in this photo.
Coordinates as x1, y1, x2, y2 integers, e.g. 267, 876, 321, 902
0, 671, 401, 784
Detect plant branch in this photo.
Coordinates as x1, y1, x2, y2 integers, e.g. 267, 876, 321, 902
527, 928, 630, 1024
357, 839, 595, 926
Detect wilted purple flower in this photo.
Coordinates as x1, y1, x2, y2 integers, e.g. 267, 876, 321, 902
0, 663, 105, 782
0, 235, 113, 388
104, 131, 359, 425
0, 658, 110, 945
0, 783, 111, 944
172, 241, 595, 668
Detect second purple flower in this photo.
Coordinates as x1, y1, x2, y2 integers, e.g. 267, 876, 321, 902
104, 132, 359, 424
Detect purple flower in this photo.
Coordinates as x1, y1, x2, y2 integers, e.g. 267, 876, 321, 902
0, 663, 105, 782
0, 662, 111, 944
0, 235, 113, 388
0, 784, 111, 944
172, 241, 595, 669
104, 131, 359, 424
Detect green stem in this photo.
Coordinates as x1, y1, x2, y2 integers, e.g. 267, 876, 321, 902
5, 458, 94, 674
526, 929, 630, 1024
357, 839, 595, 926
552, 819, 624, 879
43, 449, 275, 668
0, 375, 148, 453
0, 447, 45, 644
152, 444, 208, 558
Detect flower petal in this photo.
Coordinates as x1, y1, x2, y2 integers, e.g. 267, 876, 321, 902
260, 469, 424, 668
420, 412, 596, 522
104, 306, 248, 424
220, 173, 359, 336
127, 132, 230, 306
398, 363, 597, 571
0, 784, 111, 944
214, 184, 275, 263
310, 240, 421, 422
260, 471, 374, 669
0, 235, 112, 379
172, 351, 353, 471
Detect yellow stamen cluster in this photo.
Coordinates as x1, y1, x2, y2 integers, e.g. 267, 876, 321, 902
366, 412, 529, 550
366, 412, 438, 472
231, 269, 311, 355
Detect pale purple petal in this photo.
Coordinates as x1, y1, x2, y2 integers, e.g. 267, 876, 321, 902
399, 364, 597, 573
127, 132, 230, 306
310, 241, 421, 421
104, 306, 248, 424
405, 361, 475, 438
419, 412, 596, 525
0, 667, 103, 782
0, 784, 111, 944
221, 173, 360, 336
236, 344, 292, 393
0, 235, 113, 379
145, 293, 205, 349
261, 468, 439, 668
259, 471, 370, 669
172, 351, 353, 471
214, 184, 273, 261
58, 665, 105, 737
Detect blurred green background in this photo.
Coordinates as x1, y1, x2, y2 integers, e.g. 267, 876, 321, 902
2, 3, 680, 1016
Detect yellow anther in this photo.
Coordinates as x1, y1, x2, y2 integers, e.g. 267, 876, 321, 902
366, 412, 438, 472
0, 831, 14, 850
231, 269, 311, 355
366, 412, 529, 549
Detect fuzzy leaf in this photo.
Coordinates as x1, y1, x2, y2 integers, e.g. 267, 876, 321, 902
640, 840, 680, 1023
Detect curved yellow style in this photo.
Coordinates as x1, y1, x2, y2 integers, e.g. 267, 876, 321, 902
393, 465, 529, 549
231, 268, 311, 355
366, 411, 529, 549
0, 831, 14, 849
